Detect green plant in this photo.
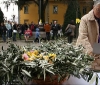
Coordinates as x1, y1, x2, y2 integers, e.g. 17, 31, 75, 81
0, 39, 94, 84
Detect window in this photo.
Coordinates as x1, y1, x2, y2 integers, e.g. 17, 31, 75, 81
24, 19, 29, 24
83, 6, 87, 15
53, 6, 58, 14
24, 6, 28, 14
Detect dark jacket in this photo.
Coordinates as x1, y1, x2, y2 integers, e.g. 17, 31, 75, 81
0, 25, 7, 35
51, 24, 59, 31
13, 24, 17, 30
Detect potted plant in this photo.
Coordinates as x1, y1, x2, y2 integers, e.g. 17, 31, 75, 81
0, 39, 94, 85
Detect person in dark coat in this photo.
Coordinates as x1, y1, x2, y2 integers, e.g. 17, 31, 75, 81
51, 21, 59, 40
0, 22, 7, 42
12, 22, 17, 41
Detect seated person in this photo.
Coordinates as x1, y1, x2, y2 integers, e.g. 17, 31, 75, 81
24, 28, 32, 41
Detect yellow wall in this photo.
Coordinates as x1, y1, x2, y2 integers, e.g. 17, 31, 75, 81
19, 0, 93, 25
48, 2, 67, 25
20, 1, 67, 25
78, 0, 93, 17
20, 3, 39, 24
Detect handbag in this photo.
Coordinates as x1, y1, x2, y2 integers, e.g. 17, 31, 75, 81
13, 30, 17, 33
65, 27, 72, 36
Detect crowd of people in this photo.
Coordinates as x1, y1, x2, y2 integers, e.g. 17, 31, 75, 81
0, 20, 63, 42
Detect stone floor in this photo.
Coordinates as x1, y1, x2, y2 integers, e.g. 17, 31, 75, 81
0, 38, 77, 51
0, 40, 40, 51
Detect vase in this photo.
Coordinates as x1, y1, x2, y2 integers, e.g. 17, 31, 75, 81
32, 75, 68, 85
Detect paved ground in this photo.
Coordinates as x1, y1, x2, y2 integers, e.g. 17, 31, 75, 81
0, 38, 77, 51
0, 40, 40, 51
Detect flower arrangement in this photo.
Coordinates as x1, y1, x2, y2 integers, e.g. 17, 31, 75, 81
22, 50, 56, 62
0, 39, 94, 85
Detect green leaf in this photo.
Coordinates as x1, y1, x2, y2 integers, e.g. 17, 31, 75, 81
45, 68, 55, 75
43, 68, 46, 81
25, 62, 36, 66
13, 56, 18, 62
88, 73, 93, 82
11, 66, 14, 74
89, 74, 96, 85
95, 76, 98, 85
22, 69, 31, 77
17, 75, 25, 85
67, 75, 70, 80
7, 73, 9, 82
0, 71, 5, 76
37, 74, 40, 79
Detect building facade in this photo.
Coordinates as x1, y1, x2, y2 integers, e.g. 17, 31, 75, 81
0, 2, 18, 23
19, 0, 93, 25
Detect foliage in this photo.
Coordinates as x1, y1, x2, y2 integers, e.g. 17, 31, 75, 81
15, 0, 34, 10
0, 8, 4, 24
0, 39, 94, 84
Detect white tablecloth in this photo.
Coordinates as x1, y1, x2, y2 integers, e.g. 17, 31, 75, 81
63, 73, 100, 85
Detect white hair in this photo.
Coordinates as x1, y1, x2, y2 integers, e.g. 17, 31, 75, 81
94, 0, 100, 6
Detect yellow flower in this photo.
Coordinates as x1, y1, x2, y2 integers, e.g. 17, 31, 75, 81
31, 53, 37, 57
35, 55, 41, 58
27, 50, 38, 55
27, 52, 31, 56
49, 53, 56, 60
43, 56, 49, 61
38, 54, 43, 58
33, 50, 39, 55
76, 18, 81, 24
30, 56, 36, 60
28, 58, 34, 61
